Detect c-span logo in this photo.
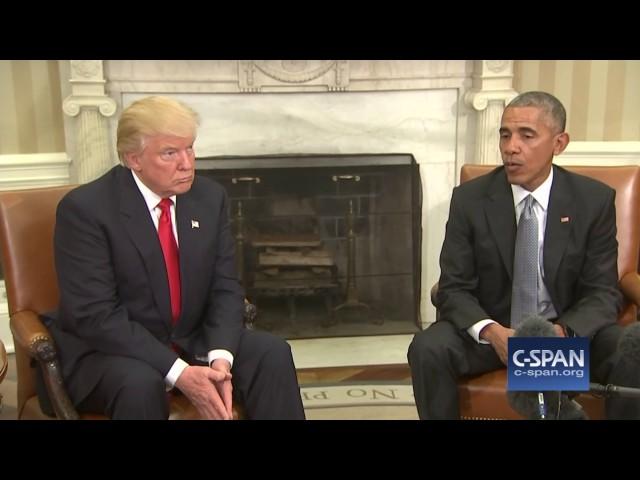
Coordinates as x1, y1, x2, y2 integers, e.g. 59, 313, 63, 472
507, 337, 589, 391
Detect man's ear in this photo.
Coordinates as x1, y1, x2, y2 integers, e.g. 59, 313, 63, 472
124, 152, 141, 171
554, 132, 570, 156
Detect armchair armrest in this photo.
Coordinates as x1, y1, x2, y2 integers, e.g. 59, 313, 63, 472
10, 310, 80, 420
7, 302, 257, 420
620, 272, 640, 308
0, 340, 6, 384
431, 276, 640, 324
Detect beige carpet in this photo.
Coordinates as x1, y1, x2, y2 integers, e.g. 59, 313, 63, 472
305, 405, 418, 420
301, 383, 418, 420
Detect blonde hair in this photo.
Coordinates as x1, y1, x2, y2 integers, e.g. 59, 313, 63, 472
116, 96, 201, 164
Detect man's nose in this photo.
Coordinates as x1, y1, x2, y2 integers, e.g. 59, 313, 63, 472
177, 150, 194, 169
502, 136, 520, 154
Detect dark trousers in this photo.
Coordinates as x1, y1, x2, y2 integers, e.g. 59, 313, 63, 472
67, 329, 305, 420
407, 320, 632, 420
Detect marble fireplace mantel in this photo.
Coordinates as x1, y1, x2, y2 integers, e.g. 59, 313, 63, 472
59, 60, 517, 328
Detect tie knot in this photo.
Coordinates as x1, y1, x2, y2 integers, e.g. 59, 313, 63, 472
158, 198, 173, 213
521, 195, 536, 217
524, 194, 534, 208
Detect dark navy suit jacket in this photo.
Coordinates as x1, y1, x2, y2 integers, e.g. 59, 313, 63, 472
45, 165, 244, 399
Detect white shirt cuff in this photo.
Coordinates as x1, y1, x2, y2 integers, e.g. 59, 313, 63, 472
467, 319, 497, 344
164, 357, 190, 390
208, 349, 234, 369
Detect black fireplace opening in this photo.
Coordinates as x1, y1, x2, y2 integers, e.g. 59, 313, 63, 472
197, 153, 422, 340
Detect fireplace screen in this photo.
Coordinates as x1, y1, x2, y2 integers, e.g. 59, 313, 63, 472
198, 154, 422, 339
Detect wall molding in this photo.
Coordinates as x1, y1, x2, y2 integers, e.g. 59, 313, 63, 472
0, 153, 71, 191
557, 141, 640, 165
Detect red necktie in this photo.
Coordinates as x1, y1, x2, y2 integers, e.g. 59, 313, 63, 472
157, 198, 181, 324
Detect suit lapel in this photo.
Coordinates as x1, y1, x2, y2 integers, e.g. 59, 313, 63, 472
117, 167, 173, 325
174, 190, 204, 329
485, 169, 517, 279
544, 165, 574, 293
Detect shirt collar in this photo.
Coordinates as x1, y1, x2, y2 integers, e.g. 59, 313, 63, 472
511, 166, 553, 211
130, 169, 176, 213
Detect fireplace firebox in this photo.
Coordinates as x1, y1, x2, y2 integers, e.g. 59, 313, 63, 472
197, 154, 422, 339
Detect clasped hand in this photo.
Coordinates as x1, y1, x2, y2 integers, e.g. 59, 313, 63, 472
175, 360, 233, 420
481, 322, 566, 365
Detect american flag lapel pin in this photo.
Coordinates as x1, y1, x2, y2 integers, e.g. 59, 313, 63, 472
191, 220, 200, 229
560, 216, 570, 223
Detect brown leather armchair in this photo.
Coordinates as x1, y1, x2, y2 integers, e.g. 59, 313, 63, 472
0, 185, 255, 420
0, 339, 7, 410
431, 164, 640, 420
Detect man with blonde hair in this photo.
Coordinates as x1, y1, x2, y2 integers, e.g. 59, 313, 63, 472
42, 96, 305, 419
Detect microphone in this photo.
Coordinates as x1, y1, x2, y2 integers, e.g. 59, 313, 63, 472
506, 315, 589, 420
512, 315, 557, 338
617, 321, 640, 376
599, 322, 640, 419
536, 392, 547, 420
588, 382, 640, 399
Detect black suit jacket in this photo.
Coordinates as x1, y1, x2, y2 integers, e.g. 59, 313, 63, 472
46, 166, 245, 385
436, 164, 622, 338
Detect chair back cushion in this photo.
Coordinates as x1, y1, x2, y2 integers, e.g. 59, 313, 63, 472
0, 185, 75, 315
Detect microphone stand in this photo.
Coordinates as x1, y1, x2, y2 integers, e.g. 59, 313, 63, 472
589, 383, 640, 399
537, 392, 547, 419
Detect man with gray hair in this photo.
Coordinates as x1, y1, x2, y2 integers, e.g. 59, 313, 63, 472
408, 91, 638, 419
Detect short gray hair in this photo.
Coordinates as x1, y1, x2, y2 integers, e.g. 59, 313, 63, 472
506, 91, 566, 133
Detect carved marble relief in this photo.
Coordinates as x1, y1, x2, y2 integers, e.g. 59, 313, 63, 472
70, 60, 102, 80
238, 60, 349, 92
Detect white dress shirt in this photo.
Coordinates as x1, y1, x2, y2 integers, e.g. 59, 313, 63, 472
468, 168, 558, 343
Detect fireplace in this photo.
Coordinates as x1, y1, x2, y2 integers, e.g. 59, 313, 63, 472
117, 83, 465, 331
198, 153, 422, 339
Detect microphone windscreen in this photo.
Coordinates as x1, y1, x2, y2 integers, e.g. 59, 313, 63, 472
618, 322, 640, 366
508, 315, 573, 419
606, 322, 640, 419
557, 396, 589, 420
507, 390, 546, 419
514, 315, 558, 337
